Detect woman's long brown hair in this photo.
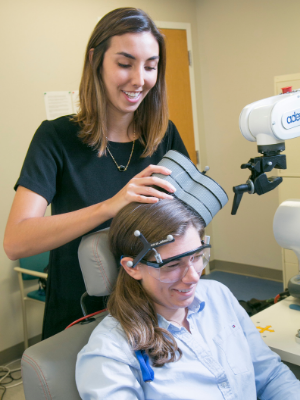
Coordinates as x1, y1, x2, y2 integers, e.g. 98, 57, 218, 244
73, 7, 169, 157
108, 199, 204, 367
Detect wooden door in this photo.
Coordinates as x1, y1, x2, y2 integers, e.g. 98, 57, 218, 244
160, 28, 197, 165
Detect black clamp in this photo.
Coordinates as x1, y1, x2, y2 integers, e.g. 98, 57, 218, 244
231, 143, 286, 215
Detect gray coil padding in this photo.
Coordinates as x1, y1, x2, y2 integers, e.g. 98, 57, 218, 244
152, 150, 228, 226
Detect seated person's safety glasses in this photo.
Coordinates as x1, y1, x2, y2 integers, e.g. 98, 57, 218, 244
124, 231, 211, 283
140, 240, 210, 283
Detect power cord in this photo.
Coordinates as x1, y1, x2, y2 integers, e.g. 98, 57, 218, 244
0, 359, 22, 400
65, 308, 107, 329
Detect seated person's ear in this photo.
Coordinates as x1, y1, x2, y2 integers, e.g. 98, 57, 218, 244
120, 257, 143, 281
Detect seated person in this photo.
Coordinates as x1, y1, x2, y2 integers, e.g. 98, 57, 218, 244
76, 198, 300, 399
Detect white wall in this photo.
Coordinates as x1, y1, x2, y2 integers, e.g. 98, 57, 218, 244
0, 0, 203, 352
196, 0, 300, 269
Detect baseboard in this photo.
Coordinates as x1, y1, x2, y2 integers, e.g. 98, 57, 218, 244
209, 260, 283, 282
0, 334, 41, 365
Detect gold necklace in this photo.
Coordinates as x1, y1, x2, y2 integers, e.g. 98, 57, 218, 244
106, 127, 135, 172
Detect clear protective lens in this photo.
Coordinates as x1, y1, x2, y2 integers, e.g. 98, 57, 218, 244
148, 247, 210, 283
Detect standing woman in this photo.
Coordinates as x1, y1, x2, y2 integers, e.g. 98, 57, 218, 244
4, 8, 188, 339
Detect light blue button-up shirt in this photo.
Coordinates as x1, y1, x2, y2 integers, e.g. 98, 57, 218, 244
76, 280, 300, 399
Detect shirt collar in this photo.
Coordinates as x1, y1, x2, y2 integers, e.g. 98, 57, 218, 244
157, 292, 206, 330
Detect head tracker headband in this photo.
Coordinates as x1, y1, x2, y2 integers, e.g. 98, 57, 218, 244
126, 150, 228, 269
126, 230, 175, 268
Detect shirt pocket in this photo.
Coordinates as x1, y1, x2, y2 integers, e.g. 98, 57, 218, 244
212, 322, 249, 375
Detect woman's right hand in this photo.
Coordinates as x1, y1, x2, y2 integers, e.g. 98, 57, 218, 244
105, 164, 176, 218
4, 166, 175, 260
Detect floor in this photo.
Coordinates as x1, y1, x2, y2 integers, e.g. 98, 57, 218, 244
202, 270, 284, 301
1, 271, 285, 400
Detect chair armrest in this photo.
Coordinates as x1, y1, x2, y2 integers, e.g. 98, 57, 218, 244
14, 267, 48, 279
21, 311, 108, 400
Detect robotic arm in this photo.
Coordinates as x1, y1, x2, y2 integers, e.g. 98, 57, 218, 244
232, 88, 300, 299
231, 89, 300, 215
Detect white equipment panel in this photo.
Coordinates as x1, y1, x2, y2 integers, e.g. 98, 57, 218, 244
250, 297, 300, 366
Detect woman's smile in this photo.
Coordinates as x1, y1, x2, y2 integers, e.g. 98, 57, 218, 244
121, 90, 143, 102
172, 286, 196, 294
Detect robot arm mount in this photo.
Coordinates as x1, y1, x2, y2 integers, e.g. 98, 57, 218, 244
232, 90, 300, 215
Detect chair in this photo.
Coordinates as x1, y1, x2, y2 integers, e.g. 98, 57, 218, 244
21, 230, 112, 400
14, 251, 50, 349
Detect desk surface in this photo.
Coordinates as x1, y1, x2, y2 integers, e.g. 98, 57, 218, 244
250, 296, 300, 366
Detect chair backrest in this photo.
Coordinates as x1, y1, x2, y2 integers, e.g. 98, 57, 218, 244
20, 251, 50, 280
78, 228, 118, 296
